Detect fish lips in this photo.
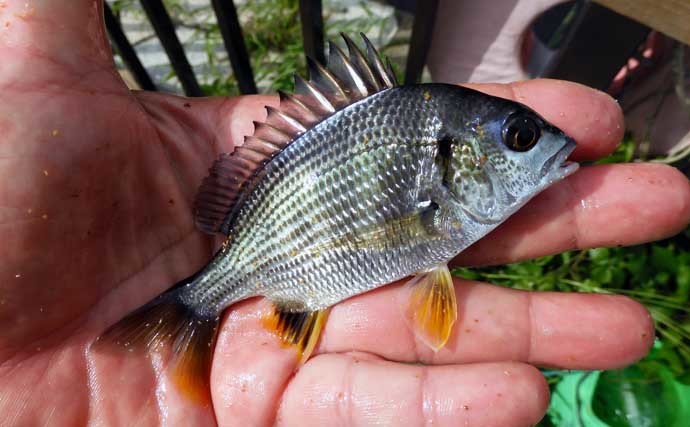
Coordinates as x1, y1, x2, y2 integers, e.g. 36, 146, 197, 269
540, 137, 579, 184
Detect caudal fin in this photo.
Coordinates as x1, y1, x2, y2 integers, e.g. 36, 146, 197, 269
95, 282, 220, 403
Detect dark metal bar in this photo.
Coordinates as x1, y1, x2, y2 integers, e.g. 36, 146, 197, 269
404, 0, 440, 84
139, 0, 203, 96
210, 0, 257, 94
299, 0, 325, 64
542, 1, 650, 90
103, 3, 157, 91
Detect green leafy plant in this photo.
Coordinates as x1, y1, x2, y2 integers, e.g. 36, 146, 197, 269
454, 138, 690, 425
545, 343, 690, 427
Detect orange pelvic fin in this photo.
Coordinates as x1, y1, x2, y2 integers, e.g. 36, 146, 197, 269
405, 264, 457, 351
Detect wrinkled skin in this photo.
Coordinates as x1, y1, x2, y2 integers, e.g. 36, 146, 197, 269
1, 1, 690, 426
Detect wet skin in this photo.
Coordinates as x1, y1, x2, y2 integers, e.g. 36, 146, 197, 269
1, 1, 690, 426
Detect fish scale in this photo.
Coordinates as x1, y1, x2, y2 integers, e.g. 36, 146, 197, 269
97, 34, 579, 401
211, 140, 445, 310
195, 94, 441, 304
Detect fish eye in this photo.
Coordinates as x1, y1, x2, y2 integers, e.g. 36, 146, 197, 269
502, 115, 541, 152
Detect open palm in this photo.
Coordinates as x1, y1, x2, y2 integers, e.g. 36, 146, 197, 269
2, 1, 690, 426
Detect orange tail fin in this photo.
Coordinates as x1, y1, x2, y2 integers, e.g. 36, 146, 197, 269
94, 283, 220, 404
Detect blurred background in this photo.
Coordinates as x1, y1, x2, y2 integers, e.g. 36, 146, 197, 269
105, 0, 690, 425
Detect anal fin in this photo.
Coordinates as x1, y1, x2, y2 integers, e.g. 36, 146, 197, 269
405, 264, 457, 351
262, 303, 329, 365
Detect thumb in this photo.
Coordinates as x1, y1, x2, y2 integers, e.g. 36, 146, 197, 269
0, 1, 118, 87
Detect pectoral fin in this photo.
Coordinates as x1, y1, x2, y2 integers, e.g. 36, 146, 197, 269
405, 264, 457, 351
262, 303, 329, 365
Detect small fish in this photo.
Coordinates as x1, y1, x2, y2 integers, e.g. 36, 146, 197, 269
97, 34, 578, 400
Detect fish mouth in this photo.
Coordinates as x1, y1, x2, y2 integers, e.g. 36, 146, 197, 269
541, 137, 579, 183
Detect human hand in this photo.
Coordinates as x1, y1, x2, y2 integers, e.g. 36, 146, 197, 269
1, 1, 690, 426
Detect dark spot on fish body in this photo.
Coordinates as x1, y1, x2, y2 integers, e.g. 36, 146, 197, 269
437, 137, 453, 160
436, 136, 454, 189
184, 102, 191, 108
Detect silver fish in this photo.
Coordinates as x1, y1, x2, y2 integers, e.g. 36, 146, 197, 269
97, 34, 578, 399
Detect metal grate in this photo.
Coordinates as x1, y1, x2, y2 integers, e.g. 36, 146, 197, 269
139, 0, 203, 96
104, 1, 649, 95
104, 2, 157, 91
103, 0, 440, 96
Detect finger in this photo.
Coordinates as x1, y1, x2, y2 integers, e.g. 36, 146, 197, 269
465, 79, 624, 161
318, 279, 654, 370
211, 298, 297, 427
0, 1, 115, 82
456, 163, 690, 266
278, 354, 549, 427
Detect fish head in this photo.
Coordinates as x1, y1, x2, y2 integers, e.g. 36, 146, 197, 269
442, 93, 578, 223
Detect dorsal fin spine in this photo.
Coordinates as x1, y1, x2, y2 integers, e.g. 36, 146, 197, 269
214, 163, 252, 179
266, 107, 307, 135
278, 91, 319, 126
235, 146, 268, 164
341, 33, 380, 92
327, 41, 368, 99
361, 33, 395, 88
279, 92, 319, 129
253, 122, 291, 145
194, 34, 397, 235
244, 136, 281, 155
294, 75, 336, 114
385, 57, 399, 86
307, 57, 349, 106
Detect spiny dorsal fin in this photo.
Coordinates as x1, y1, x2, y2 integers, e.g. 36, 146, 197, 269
327, 40, 369, 100
341, 33, 381, 92
306, 57, 349, 108
194, 34, 398, 235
